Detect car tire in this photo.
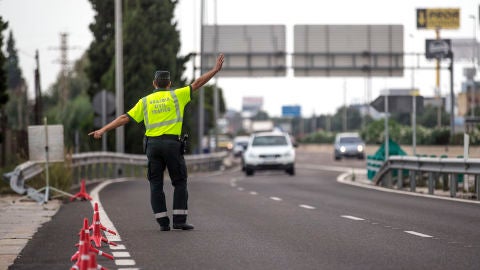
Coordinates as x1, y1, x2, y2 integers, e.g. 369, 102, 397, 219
286, 166, 295, 176
245, 168, 254, 176
334, 155, 341, 161
358, 154, 365, 160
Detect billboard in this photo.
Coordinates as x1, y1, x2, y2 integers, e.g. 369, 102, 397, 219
425, 39, 452, 59
202, 25, 287, 77
293, 25, 404, 77
417, 8, 460, 30
242, 97, 263, 113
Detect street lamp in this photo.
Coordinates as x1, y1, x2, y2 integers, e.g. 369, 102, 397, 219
409, 33, 417, 156
469, 15, 477, 118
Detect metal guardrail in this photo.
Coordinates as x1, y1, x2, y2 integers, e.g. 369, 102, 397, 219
373, 155, 480, 200
3, 151, 228, 201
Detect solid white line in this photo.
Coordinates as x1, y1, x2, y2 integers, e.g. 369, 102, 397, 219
115, 259, 136, 266
341, 215, 365, 221
237, 187, 244, 191
90, 179, 137, 268
404, 231, 433, 238
269, 196, 282, 201
249, 191, 258, 195
299, 204, 316, 210
90, 179, 130, 242
113, 251, 131, 257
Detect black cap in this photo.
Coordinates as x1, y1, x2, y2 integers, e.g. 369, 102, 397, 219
154, 70, 170, 81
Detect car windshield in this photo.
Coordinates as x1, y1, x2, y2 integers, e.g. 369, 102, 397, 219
339, 137, 362, 144
252, 136, 288, 146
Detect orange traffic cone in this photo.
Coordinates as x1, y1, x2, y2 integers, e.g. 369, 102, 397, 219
71, 179, 93, 201
90, 203, 117, 247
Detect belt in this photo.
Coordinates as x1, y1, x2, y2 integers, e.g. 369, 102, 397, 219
146, 134, 179, 141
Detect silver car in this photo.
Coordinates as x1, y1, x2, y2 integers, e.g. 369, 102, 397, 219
334, 133, 365, 160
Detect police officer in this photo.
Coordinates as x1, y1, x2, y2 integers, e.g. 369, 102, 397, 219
89, 53, 225, 231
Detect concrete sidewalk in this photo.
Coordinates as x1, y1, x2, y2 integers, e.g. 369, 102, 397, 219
0, 195, 61, 269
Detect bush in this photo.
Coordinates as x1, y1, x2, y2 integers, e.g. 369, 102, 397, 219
300, 130, 335, 144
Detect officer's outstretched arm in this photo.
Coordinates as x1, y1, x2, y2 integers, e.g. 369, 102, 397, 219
191, 53, 224, 92
88, 114, 130, 139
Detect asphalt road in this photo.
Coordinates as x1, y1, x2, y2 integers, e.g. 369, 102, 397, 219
9, 151, 480, 270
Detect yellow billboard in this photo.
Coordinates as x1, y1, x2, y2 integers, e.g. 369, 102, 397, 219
417, 8, 460, 29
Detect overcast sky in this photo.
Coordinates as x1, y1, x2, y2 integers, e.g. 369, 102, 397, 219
1, 0, 479, 117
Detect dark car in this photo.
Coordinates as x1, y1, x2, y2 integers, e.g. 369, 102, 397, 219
334, 133, 365, 160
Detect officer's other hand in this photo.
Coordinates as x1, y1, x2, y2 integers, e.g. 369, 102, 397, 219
215, 53, 224, 71
88, 130, 104, 139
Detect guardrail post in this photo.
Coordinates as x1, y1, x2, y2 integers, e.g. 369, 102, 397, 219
410, 170, 416, 192
385, 169, 392, 188
428, 172, 435, 195
476, 175, 480, 200
396, 169, 403, 189
450, 173, 457, 198
442, 174, 449, 191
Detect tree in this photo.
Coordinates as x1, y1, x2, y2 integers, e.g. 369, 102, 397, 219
4, 31, 28, 131
0, 17, 8, 109
417, 105, 449, 128
43, 53, 94, 152
0, 17, 9, 166
85, 0, 114, 98
87, 0, 193, 153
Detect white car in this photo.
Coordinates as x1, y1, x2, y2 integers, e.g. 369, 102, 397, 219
232, 136, 250, 157
243, 131, 296, 176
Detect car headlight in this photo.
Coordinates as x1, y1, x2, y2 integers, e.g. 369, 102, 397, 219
340, 146, 346, 153
357, 145, 364, 152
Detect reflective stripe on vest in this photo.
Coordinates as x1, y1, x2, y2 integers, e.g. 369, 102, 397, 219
142, 90, 182, 130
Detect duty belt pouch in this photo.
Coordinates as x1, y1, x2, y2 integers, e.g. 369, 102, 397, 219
179, 134, 188, 155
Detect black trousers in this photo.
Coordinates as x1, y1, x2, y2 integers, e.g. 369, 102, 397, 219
146, 137, 188, 226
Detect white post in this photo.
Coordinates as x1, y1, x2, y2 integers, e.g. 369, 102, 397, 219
115, 0, 124, 154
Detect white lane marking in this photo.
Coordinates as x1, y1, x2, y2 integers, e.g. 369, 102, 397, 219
269, 196, 283, 201
110, 244, 126, 250
249, 191, 258, 195
113, 251, 131, 257
90, 179, 137, 268
237, 187, 244, 191
405, 231, 433, 238
341, 215, 365, 221
299, 204, 316, 210
115, 259, 136, 266
230, 178, 237, 187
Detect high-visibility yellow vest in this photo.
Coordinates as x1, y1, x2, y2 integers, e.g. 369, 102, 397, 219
127, 86, 191, 136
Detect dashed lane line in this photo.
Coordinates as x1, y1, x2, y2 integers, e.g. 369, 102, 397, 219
249, 191, 258, 195
341, 215, 366, 221
299, 204, 316, 210
269, 196, 283, 201
405, 231, 433, 238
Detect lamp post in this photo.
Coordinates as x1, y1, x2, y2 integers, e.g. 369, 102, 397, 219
469, 15, 477, 118
409, 34, 417, 156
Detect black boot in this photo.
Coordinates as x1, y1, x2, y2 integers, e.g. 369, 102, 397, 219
173, 223, 194, 230
156, 217, 170, 231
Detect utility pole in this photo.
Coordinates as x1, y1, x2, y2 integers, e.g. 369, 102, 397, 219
115, 0, 124, 155
34, 50, 43, 125
50, 33, 79, 109
198, 0, 205, 154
